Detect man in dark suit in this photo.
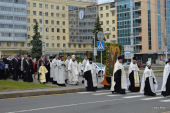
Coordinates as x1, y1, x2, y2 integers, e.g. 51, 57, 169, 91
11, 54, 20, 81
2, 55, 9, 79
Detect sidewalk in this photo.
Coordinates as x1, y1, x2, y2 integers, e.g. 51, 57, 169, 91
0, 76, 104, 99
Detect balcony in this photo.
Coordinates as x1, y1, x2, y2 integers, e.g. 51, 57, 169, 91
104, 31, 111, 34
136, 50, 142, 54
136, 41, 142, 46
110, 7, 116, 11
135, 6, 141, 11
111, 38, 116, 41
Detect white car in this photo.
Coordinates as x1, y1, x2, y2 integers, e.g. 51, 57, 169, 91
93, 62, 105, 75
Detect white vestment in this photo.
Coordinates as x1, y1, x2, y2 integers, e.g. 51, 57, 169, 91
128, 62, 140, 87
161, 63, 170, 91
110, 60, 127, 91
65, 59, 71, 82
68, 60, 79, 84
50, 61, 54, 78
58, 60, 66, 84
140, 66, 158, 93
52, 59, 59, 82
84, 63, 98, 87
82, 59, 89, 86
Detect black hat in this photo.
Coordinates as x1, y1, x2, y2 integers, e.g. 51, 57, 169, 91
133, 57, 137, 60
49, 56, 53, 59
27, 55, 31, 57
89, 58, 93, 61
168, 59, 170, 63
118, 56, 122, 60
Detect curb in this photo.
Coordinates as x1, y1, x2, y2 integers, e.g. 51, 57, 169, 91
0, 88, 86, 99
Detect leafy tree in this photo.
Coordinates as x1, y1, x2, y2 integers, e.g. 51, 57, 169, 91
30, 20, 42, 59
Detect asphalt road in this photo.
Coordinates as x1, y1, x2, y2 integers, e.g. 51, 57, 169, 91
0, 77, 170, 113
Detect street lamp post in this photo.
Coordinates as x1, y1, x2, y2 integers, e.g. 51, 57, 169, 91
130, 0, 134, 61
93, 37, 96, 62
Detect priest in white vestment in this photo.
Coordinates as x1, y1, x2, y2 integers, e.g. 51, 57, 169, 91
52, 55, 59, 84
140, 61, 158, 96
161, 59, 170, 97
110, 56, 127, 94
65, 55, 71, 84
82, 55, 89, 86
58, 56, 66, 86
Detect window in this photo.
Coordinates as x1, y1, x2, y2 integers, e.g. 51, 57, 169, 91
57, 43, 60, 47
39, 19, 42, 24
21, 42, 24, 47
33, 19, 36, 23
51, 13, 54, 17
46, 36, 49, 39
27, 2, 30, 7
57, 21, 60, 25
57, 28, 60, 32
83, 44, 86, 48
63, 21, 65, 25
106, 6, 109, 10
63, 29, 65, 33
33, 11, 36, 15
112, 12, 115, 16
112, 27, 115, 31
68, 44, 71, 48
107, 35, 109, 39
51, 5, 54, 9
56, 13, 59, 17
7, 42, 11, 47
45, 12, 48, 16
74, 44, 76, 48
57, 36, 60, 40
100, 14, 103, 18
27, 35, 30, 39
112, 20, 115, 24
51, 28, 54, 32
52, 36, 54, 40
45, 20, 48, 24
106, 13, 109, 17
51, 20, 54, 24
56, 6, 59, 10
106, 21, 109, 24
107, 28, 109, 31
79, 44, 81, 48
46, 28, 49, 32
39, 11, 42, 16
100, 7, 103, 11
100, 21, 103, 25
33, 3, 36, 7
113, 35, 115, 38
27, 43, 30, 47
45, 4, 48, 8
40, 27, 42, 32
52, 43, 55, 47
39, 3, 42, 8
63, 44, 65, 47
27, 27, 30, 31
62, 6, 65, 10
14, 42, 17, 47
27, 10, 30, 14
63, 36, 65, 40
46, 43, 49, 47
62, 14, 65, 18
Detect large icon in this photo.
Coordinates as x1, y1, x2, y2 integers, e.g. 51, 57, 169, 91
79, 10, 85, 20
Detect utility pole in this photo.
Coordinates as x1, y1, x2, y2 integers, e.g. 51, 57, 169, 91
130, 0, 134, 61
42, 2, 45, 55
164, 17, 168, 61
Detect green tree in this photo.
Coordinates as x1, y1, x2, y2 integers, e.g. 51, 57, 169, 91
30, 20, 42, 59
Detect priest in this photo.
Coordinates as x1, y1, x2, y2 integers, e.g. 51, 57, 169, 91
140, 61, 158, 96
52, 55, 59, 84
161, 59, 170, 97
68, 55, 79, 85
58, 56, 66, 86
128, 57, 140, 92
84, 58, 97, 91
65, 55, 71, 84
49, 56, 54, 82
111, 56, 127, 94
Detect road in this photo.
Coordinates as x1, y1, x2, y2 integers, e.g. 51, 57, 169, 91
0, 77, 170, 113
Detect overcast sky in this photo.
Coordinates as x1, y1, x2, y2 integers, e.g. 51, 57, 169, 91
98, 0, 114, 4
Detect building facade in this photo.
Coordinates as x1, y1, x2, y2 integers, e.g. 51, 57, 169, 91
116, 0, 167, 63
98, 2, 117, 43
0, 0, 27, 57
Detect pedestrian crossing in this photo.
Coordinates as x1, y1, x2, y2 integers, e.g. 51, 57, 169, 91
77, 90, 170, 103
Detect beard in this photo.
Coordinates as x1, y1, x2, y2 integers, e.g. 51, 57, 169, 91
89, 62, 92, 64
72, 60, 75, 62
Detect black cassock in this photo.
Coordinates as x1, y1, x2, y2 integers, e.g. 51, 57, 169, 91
84, 70, 96, 91
144, 77, 156, 96
45, 61, 50, 83
23, 60, 33, 82
129, 71, 140, 92
113, 69, 125, 94
162, 74, 170, 97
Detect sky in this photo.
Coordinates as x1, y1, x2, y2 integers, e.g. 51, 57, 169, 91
98, 0, 114, 4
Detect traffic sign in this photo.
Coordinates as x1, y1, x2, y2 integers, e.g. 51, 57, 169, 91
124, 45, 133, 52
124, 52, 131, 59
97, 41, 105, 51
97, 31, 104, 41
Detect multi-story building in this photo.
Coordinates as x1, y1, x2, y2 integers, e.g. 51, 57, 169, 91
116, 0, 167, 63
98, 2, 117, 43
0, 0, 27, 57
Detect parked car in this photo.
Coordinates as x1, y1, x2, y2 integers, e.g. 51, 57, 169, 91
93, 62, 105, 75
123, 62, 131, 68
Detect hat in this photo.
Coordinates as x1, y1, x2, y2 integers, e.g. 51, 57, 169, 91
118, 56, 122, 60
72, 55, 75, 58
167, 59, 170, 63
133, 57, 137, 60
27, 55, 31, 57
89, 58, 93, 61
49, 56, 53, 59
146, 61, 151, 66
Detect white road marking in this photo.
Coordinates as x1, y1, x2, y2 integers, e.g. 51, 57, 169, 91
123, 95, 144, 99
106, 95, 121, 97
141, 96, 164, 101
96, 90, 110, 93
160, 99, 170, 102
92, 92, 111, 95
6, 99, 122, 113
77, 92, 93, 94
